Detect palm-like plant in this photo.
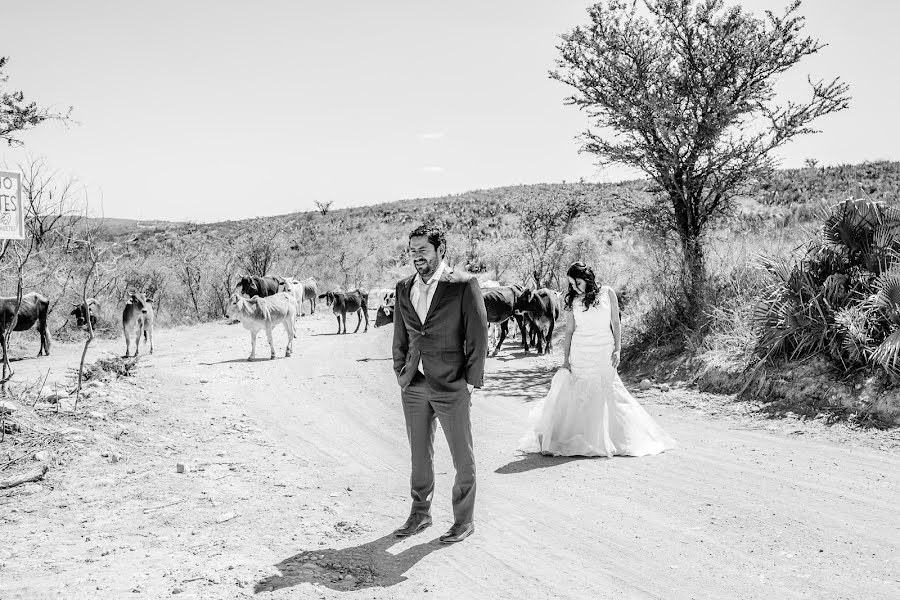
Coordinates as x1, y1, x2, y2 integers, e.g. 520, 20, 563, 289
754, 198, 900, 380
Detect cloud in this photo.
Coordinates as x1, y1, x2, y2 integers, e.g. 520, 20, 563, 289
422, 166, 444, 173
416, 132, 445, 140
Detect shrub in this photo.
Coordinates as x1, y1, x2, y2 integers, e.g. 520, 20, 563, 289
754, 198, 900, 379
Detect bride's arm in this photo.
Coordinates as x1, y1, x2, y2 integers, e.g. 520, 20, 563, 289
562, 307, 575, 370
608, 287, 622, 368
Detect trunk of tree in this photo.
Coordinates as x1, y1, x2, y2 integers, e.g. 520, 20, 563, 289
680, 234, 706, 325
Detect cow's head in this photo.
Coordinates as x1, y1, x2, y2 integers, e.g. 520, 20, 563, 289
317, 291, 336, 306
513, 288, 537, 315
374, 293, 396, 328
237, 276, 258, 298
70, 299, 100, 327
128, 291, 151, 314
374, 304, 394, 328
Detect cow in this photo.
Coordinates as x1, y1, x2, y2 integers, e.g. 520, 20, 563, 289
0, 292, 51, 357
477, 280, 502, 345
236, 275, 283, 299
122, 292, 155, 357
227, 292, 296, 360
373, 289, 396, 328
70, 298, 101, 329
318, 289, 368, 334
297, 278, 318, 315
481, 285, 529, 356
515, 288, 560, 354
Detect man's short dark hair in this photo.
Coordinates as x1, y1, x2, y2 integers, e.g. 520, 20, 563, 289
408, 224, 446, 252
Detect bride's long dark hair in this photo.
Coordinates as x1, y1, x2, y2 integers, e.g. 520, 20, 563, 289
564, 262, 600, 311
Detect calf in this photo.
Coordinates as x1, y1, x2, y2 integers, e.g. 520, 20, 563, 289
237, 275, 282, 298
318, 289, 369, 334
0, 292, 51, 357
70, 298, 100, 329
515, 288, 560, 354
227, 292, 296, 360
122, 292, 155, 357
373, 289, 396, 328
482, 285, 528, 356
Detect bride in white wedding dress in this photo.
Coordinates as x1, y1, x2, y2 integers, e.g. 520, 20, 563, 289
518, 262, 676, 457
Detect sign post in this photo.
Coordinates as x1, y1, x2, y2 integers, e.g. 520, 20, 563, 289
0, 171, 24, 240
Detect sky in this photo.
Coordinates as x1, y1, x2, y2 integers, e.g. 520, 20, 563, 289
1, 1, 898, 222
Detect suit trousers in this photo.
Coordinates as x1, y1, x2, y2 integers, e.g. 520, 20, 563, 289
401, 372, 475, 526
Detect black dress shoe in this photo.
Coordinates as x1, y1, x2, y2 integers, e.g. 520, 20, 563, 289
439, 522, 474, 544
394, 513, 432, 537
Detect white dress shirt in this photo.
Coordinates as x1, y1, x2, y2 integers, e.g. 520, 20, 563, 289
410, 261, 446, 374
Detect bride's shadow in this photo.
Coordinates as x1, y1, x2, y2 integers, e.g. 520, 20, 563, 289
254, 532, 448, 593
495, 452, 595, 474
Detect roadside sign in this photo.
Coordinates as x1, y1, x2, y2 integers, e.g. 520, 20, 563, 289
0, 171, 24, 240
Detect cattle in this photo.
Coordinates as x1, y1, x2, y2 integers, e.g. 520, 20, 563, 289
122, 292, 155, 357
279, 277, 318, 316
0, 292, 51, 357
481, 285, 529, 356
318, 289, 369, 334
297, 278, 318, 315
236, 275, 283, 299
70, 298, 101, 329
373, 289, 396, 328
515, 288, 560, 354
477, 281, 502, 345
227, 292, 296, 360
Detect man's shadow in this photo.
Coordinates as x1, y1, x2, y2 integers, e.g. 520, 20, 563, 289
254, 532, 448, 593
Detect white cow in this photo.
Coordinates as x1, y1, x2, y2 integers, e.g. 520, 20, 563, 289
278, 277, 318, 316
227, 292, 296, 360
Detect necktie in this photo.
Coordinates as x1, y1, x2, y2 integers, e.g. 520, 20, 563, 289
416, 278, 433, 324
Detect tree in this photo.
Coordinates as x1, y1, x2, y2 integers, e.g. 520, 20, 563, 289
19, 158, 84, 248
315, 200, 333, 216
552, 0, 849, 322
0, 57, 73, 146
238, 220, 281, 277
173, 240, 204, 321
515, 187, 586, 288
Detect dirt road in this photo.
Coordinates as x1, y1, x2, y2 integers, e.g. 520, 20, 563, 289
1, 313, 898, 599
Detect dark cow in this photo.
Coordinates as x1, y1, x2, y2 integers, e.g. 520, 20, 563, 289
0, 292, 51, 357
318, 289, 369, 334
123, 292, 155, 357
482, 285, 529, 356
70, 298, 101, 329
237, 276, 283, 299
373, 290, 396, 328
515, 288, 560, 354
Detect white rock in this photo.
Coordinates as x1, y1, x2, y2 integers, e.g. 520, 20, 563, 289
33, 450, 51, 462
659, 383, 671, 392
639, 379, 653, 391
0, 401, 17, 414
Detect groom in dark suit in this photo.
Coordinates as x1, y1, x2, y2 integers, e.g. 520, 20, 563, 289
392, 224, 488, 544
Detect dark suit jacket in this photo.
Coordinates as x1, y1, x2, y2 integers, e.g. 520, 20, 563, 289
392, 267, 488, 393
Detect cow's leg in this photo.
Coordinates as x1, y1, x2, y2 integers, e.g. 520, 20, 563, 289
38, 321, 50, 356
311, 297, 315, 314
493, 320, 509, 357
124, 326, 132, 358
341, 313, 347, 334
249, 330, 258, 360
335, 314, 341, 334
516, 314, 529, 353
265, 326, 276, 360
134, 323, 143, 356
363, 307, 369, 332
147, 324, 154, 354
284, 320, 293, 357
353, 309, 363, 333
